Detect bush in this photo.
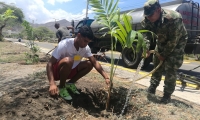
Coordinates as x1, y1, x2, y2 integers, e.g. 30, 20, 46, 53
25, 46, 40, 64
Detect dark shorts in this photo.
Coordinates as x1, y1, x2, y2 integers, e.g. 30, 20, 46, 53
52, 62, 78, 80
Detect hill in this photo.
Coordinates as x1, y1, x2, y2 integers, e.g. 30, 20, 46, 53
31, 19, 79, 32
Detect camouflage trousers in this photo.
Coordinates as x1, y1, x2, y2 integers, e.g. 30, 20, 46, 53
150, 53, 184, 94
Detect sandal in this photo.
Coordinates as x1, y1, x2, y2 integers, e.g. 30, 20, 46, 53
59, 88, 72, 100
66, 83, 80, 94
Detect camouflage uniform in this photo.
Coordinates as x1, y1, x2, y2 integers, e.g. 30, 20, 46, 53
141, 0, 188, 95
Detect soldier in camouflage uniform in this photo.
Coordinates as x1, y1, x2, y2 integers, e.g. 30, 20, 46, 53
54, 23, 71, 43
141, 0, 188, 103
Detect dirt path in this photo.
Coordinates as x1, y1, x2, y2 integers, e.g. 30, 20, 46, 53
0, 63, 46, 95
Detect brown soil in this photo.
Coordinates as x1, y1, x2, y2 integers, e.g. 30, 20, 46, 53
0, 41, 200, 120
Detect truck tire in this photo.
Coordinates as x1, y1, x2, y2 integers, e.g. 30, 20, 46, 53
91, 48, 98, 54
89, 42, 98, 53
122, 45, 142, 69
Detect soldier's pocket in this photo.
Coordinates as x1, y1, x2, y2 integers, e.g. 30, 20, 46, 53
157, 34, 167, 43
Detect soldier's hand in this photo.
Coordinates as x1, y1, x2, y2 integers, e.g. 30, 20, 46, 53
158, 55, 165, 61
146, 51, 150, 58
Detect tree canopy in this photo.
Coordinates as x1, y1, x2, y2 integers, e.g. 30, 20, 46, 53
0, 2, 24, 41
33, 26, 54, 41
0, 2, 24, 23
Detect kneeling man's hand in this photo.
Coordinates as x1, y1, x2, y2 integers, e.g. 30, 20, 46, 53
105, 78, 111, 88
49, 84, 59, 96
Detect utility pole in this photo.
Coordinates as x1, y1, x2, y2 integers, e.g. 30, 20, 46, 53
32, 20, 34, 27
53, 18, 58, 23
86, 0, 89, 18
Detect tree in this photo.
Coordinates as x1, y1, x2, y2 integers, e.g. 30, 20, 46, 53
22, 20, 40, 64
0, 2, 24, 23
0, 2, 24, 41
33, 27, 54, 41
89, 0, 154, 110
22, 20, 34, 40
0, 8, 17, 41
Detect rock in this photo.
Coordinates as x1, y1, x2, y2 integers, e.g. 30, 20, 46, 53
32, 92, 39, 98
27, 99, 32, 103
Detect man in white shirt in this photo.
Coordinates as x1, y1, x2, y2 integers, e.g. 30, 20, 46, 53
46, 25, 110, 100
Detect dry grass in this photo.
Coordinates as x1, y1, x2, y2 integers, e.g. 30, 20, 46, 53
0, 41, 29, 63
0, 41, 49, 64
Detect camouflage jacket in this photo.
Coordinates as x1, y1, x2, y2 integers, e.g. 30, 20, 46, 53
141, 8, 188, 58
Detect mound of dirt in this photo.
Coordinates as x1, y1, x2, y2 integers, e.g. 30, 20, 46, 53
0, 69, 130, 119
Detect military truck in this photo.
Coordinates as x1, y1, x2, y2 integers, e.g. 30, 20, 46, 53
71, 0, 200, 69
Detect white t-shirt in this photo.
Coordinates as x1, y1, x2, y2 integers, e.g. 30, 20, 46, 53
52, 38, 93, 69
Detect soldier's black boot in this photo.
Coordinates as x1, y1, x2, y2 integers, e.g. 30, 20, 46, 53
147, 85, 157, 94
160, 92, 171, 104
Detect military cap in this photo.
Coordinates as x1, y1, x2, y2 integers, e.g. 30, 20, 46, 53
143, 0, 160, 16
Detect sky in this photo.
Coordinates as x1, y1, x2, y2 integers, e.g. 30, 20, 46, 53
0, 0, 200, 24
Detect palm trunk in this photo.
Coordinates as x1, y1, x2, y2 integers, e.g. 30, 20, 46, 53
106, 34, 114, 110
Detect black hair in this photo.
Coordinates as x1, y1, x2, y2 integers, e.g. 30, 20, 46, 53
78, 25, 94, 41
54, 23, 60, 28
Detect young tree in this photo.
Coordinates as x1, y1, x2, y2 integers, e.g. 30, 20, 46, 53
89, 0, 151, 110
89, 0, 165, 113
22, 20, 40, 64
0, 9, 17, 41
0, 2, 24, 41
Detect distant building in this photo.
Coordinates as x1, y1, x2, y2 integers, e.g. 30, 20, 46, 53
6, 30, 18, 35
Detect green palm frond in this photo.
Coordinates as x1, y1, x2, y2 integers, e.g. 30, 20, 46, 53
142, 40, 147, 58
126, 30, 137, 48
123, 14, 132, 33
137, 29, 157, 42
116, 21, 127, 38
113, 13, 150, 58
89, 0, 120, 31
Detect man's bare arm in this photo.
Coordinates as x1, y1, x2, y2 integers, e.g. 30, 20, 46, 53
46, 56, 57, 85
46, 56, 59, 95
58, 38, 61, 43
88, 56, 110, 86
67, 26, 74, 34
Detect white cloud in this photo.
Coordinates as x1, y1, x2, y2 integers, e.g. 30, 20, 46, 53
47, 0, 55, 5
47, 0, 72, 5
1, 0, 87, 24
82, 8, 93, 14
119, 2, 125, 4
56, 0, 72, 3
